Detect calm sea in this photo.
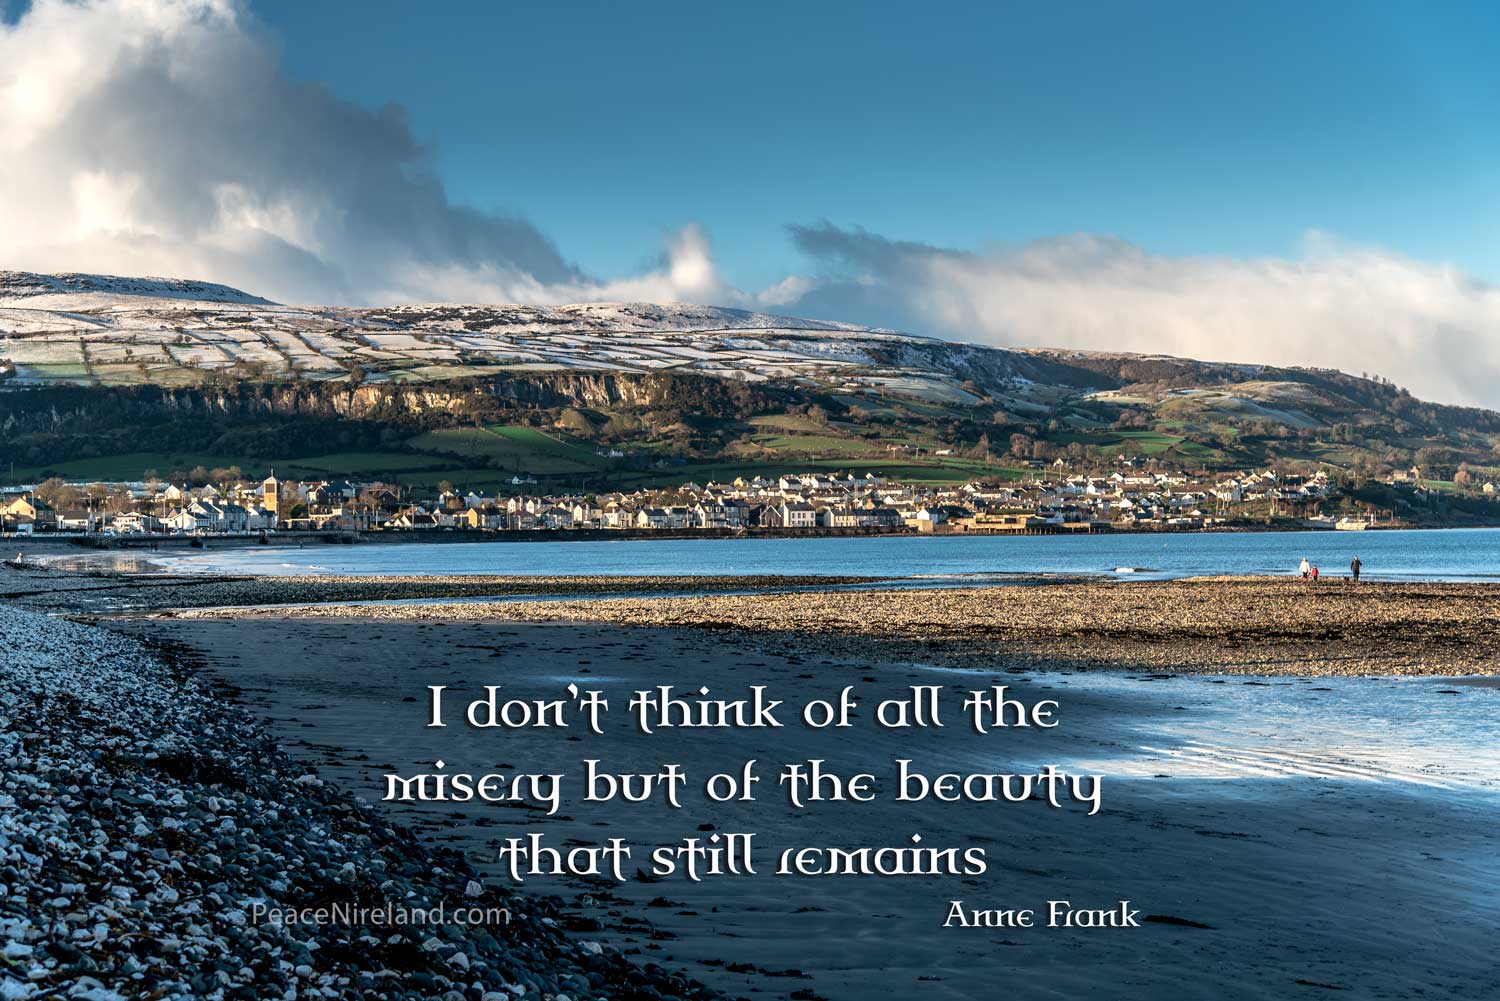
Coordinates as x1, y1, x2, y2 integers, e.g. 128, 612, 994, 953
154, 527, 1500, 582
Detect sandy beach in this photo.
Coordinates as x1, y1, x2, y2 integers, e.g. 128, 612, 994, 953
171, 576, 1500, 675
110, 613, 1500, 1000
9, 553, 1500, 999
4, 559, 887, 614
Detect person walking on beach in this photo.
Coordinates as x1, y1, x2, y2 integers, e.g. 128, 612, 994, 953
1351, 555, 1361, 582
1299, 556, 1311, 579
1311, 564, 1319, 582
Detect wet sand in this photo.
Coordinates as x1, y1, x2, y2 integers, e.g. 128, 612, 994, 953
114, 615, 1500, 1001
1, 606, 723, 1001
19, 553, 1500, 997
176, 576, 1500, 675
2, 559, 887, 614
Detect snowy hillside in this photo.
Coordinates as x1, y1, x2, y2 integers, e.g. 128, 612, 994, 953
0, 271, 275, 308
4, 273, 1494, 479
0, 271, 1032, 404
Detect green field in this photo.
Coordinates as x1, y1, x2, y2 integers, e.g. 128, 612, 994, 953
4, 434, 1040, 490
742, 414, 940, 458
376, 467, 535, 491
6, 453, 246, 483
405, 425, 606, 474
1050, 428, 1218, 458
746, 415, 827, 432
5, 450, 462, 485
751, 433, 886, 455
281, 452, 453, 475
611, 456, 1031, 489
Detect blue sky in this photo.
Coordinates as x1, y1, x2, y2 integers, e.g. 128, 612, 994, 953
5, 0, 1500, 403
251, 0, 1500, 289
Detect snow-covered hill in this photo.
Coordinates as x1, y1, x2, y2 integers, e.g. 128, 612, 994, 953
0, 271, 275, 308
0, 270, 1041, 404
2, 272, 1492, 459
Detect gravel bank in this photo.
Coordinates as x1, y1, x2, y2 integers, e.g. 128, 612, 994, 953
0, 604, 721, 1001
5, 565, 885, 614
176, 577, 1500, 676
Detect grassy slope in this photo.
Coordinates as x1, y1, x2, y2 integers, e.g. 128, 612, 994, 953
5, 451, 460, 484
406, 425, 606, 474
5, 450, 1031, 494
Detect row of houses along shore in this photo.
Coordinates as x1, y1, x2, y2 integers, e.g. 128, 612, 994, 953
0, 467, 1344, 538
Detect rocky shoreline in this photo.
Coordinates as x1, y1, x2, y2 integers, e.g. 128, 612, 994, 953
7, 559, 1499, 999
3, 563, 887, 614
173, 577, 1500, 676
0, 604, 722, 1001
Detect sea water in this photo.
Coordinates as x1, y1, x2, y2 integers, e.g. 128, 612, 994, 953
150, 527, 1500, 582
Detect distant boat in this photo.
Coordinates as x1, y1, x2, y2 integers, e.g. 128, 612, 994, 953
1335, 516, 1371, 531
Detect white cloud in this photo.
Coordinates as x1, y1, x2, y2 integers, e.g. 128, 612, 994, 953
0, 0, 725, 306
782, 223, 1500, 407
3, 2, 1498, 408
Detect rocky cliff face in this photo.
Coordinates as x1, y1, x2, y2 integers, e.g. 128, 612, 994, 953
0, 371, 780, 436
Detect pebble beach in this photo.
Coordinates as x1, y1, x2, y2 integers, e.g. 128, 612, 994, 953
7, 552, 1500, 998
0, 602, 722, 1001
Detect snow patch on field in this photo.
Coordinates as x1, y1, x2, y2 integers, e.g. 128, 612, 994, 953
0, 270, 1023, 403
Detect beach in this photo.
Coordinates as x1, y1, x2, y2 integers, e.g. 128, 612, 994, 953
6, 565, 888, 615
0, 602, 722, 1001
112, 613, 1500, 999
6, 554, 1500, 998
169, 576, 1500, 676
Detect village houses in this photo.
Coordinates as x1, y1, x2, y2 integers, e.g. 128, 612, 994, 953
0, 461, 1361, 540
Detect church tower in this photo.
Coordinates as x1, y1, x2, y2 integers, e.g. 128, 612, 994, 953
261, 471, 281, 522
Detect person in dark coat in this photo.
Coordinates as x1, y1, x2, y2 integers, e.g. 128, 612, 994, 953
1351, 555, 1361, 582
